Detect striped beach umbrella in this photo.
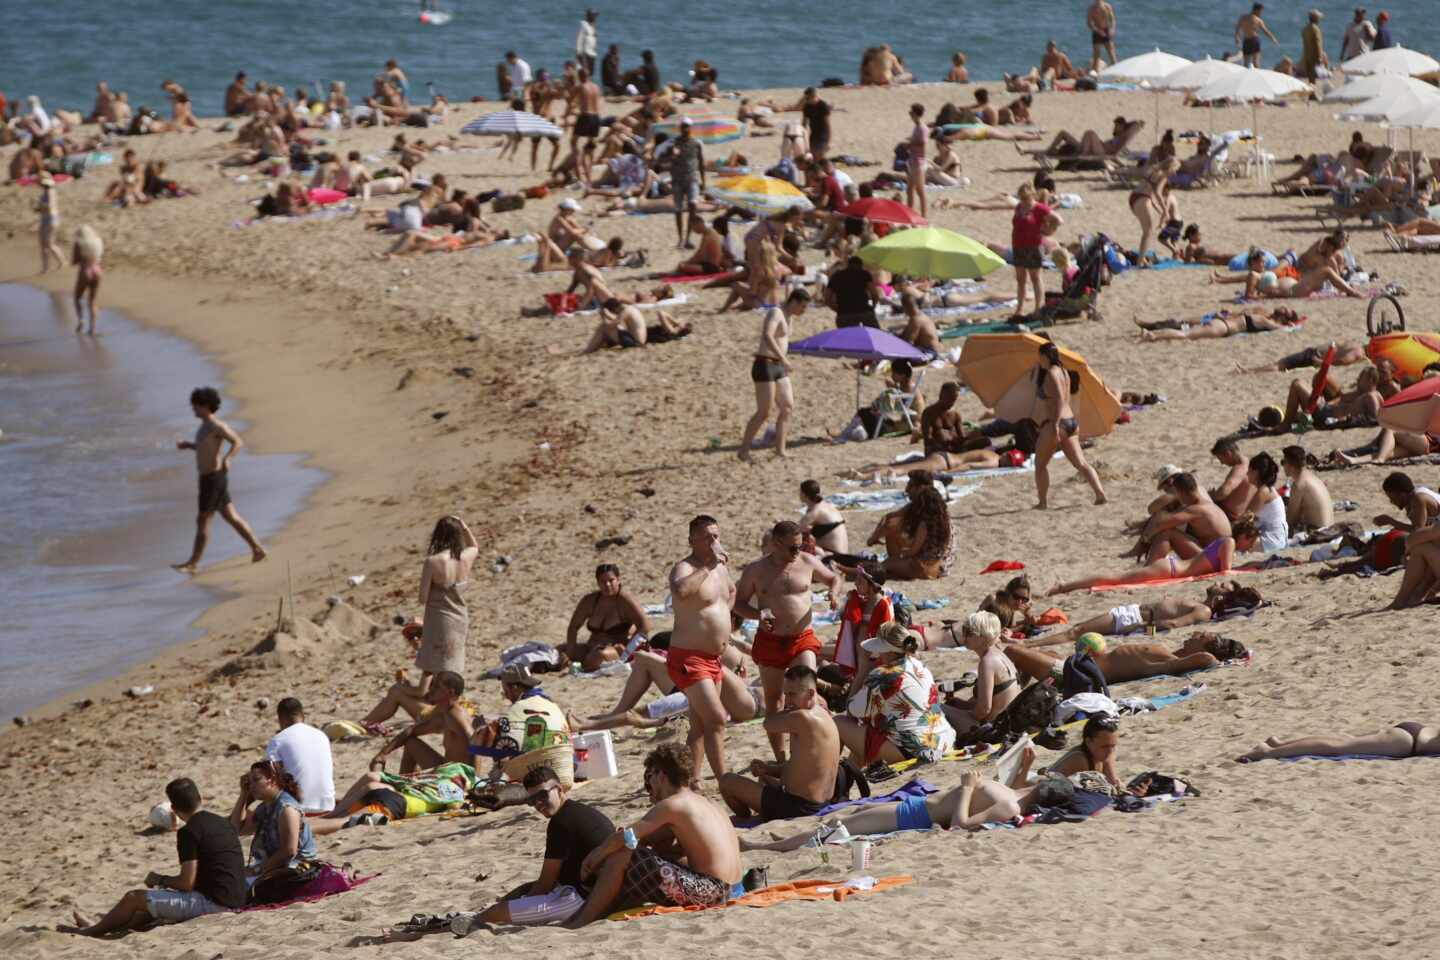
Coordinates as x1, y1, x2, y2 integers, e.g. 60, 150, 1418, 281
461, 110, 562, 138
654, 114, 746, 145
707, 174, 811, 214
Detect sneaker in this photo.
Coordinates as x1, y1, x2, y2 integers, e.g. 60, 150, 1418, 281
449, 913, 486, 938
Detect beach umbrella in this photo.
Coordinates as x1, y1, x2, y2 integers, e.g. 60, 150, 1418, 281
1160, 57, 1247, 134
1099, 50, 1193, 142
1367, 332, 1440, 382
460, 110, 562, 138
1190, 69, 1312, 179
843, 197, 927, 226
955, 333, 1121, 439
1336, 86, 1440, 123
1340, 46, 1440, 78
1323, 73, 1440, 104
654, 114, 746, 145
790, 326, 928, 408
707, 174, 811, 214
856, 227, 1005, 281
1379, 377, 1440, 436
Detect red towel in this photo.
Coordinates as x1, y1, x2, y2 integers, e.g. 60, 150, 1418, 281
980, 560, 1025, 574
658, 272, 733, 284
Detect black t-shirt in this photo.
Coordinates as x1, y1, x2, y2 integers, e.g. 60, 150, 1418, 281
176, 810, 246, 908
544, 800, 615, 888
803, 99, 832, 143
642, 63, 661, 94
828, 266, 874, 314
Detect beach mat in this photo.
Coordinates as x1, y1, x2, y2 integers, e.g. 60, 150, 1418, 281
828, 482, 980, 513
241, 868, 376, 911
659, 272, 733, 284
939, 319, 1024, 339
732, 777, 937, 829
607, 875, 914, 921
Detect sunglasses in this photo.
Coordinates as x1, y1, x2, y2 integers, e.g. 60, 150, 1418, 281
1092, 717, 1120, 732
527, 784, 558, 807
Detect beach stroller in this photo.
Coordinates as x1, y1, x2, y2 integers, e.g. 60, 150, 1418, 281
1031, 233, 1111, 325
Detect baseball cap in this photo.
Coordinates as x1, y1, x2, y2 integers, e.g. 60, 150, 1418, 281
558, 197, 581, 211
679, 116, 693, 128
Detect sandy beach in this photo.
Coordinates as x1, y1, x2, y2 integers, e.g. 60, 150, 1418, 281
3, 79, 1440, 959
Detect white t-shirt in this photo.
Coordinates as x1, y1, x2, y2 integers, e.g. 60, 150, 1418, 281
264, 722, 336, 813
509, 58, 533, 90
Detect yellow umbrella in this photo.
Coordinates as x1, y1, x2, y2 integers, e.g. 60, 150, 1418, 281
707, 174, 813, 214
956, 333, 1121, 438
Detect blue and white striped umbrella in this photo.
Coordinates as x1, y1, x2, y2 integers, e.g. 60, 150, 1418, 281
461, 110, 562, 138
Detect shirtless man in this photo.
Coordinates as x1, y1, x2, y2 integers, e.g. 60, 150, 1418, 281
567, 744, 741, 926
578, 299, 690, 353
571, 68, 603, 187
1210, 437, 1256, 519
1032, 581, 1260, 644
1376, 471, 1440, 533
87, 82, 115, 124
718, 665, 839, 822
1039, 40, 1082, 86
172, 387, 266, 574
735, 521, 841, 761
369, 671, 472, 774
674, 216, 731, 275
739, 288, 810, 461
1281, 445, 1334, 532
1235, 3, 1280, 68
1087, 0, 1118, 71
1281, 366, 1383, 427
1006, 633, 1248, 684
564, 246, 673, 307
224, 72, 249, 117
1131, 472, 1232, 562
667, 515, 736, 787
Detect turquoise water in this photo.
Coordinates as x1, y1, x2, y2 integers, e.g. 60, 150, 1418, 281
5, 1, 1436, 117
0, 284, 323, 719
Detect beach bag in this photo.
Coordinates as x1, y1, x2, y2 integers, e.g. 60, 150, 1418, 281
249, 859, 322, 905
524, 184, 550, 199
492, 194, 525, 212
994, 679, 1060, 738
544, 293, 579, 316
1061, 651, 1109, 699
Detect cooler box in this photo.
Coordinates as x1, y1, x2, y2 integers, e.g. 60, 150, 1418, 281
572, 731, 619, 781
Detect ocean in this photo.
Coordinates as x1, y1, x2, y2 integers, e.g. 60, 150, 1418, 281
0, 284, 323, 719
6, 1, 1437, 118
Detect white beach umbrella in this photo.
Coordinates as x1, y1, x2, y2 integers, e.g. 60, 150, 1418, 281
1158, 56, 1246, 92
1380, 96, 1440, 191
1336, 86, 1440, 123
1340, 46, 1440, 78
1323, 73, 1440, 104
1100, 50, 1193, 140
1191, 69, 1312, 179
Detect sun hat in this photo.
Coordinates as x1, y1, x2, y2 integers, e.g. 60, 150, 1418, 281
861, 621, 921, 655
559, 197, 581, 211
1154, 464, 1184, 488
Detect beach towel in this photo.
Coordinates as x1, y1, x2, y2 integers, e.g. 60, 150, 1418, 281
980, 560, 1025, 574
608, 875, 914, 920
1085, 565, 1267, 592
827, 482, 981, 513
574, 293, 688, 316
1147, 259, 1210, 270
938, 317, 1024, 338
659, 272, 733, 284
231, 203, 358, 228
241, 866, 376, 911
1270, 753, 1440, 764
731, 777, 937, 829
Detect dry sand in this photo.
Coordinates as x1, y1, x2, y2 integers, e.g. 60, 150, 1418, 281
3, 81, 1440, 959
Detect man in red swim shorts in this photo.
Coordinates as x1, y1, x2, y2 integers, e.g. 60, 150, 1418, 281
736, 520, 841, 762
666, 514, 736, 787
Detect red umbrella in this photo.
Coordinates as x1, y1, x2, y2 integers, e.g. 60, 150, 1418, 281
1379, 376, 1440, 436
842, 197, 928, 226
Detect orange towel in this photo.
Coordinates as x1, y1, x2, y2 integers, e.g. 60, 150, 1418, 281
608, 875, 914, 921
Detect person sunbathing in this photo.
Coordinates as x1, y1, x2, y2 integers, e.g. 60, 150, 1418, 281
533, 234, 623, 272
310, 760, 479, 835
366, 670, 474, 773
1032, 116, 1142, 158
1277, 364, 1383, 427
940, 612, 1021, 735
718, 665, 839, 822
597, 194, 719, 217
1237, 722, 1440, 762
1006, 632, 1249, 683
1211, 248, 1363, 300
379, 224, 508, 258
1234, 340, 1369, 375
1330, 427, 1440, 465
1316, 528, 1408, 580
577, 299, 691, 353
1178, 224, 1239, 265
1135, 306, 1302, 341
1045, 716, 1122, 786
564, 249, 674, 307
1047, 515, 1260, 595
1034, 581, 1262, 645
895, 292, 943, 356
741, 757, 1067, 850
1125, 471, 1232, 564
671, 215, 734, 275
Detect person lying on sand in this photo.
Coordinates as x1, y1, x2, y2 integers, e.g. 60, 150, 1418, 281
1316, 528, 1408, 580
1330, 426, 1440, 465
741, 757, 1064, 850
1030, 116, 1142, 158
1047, 515, 1260, 595
837, 383, 989, 481
1006, 632, 1249, 684
565, 744, 742, 926
533, 234, 624, 272
1238, 722, 1440, 762
1135, 306, 1302, 341
1211, 248, 1363, 300
1032, 582, 1263, 645
57, 778, 245, 936
718, 665, 839, 823
1273, 365, 1383, 428
573, 299, 691, 353
1234, 340, 1370, 375
310, 760, 479, 836
596, 195, 720, 218
379, 224, 511, 258
1046, 716, 1122, 787
564, 248, 674, 306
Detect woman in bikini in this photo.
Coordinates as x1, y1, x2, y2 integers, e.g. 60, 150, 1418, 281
563, 564, 651, 672
799, 479, 849, 555
905, 103, 928, 218
1047, 716, 1121, 787
1210, 248, 1363, 300
941, 612, 1020, 734
880, 484, 953, 581
1237, 722, 1440, 763
1178, 224, 1239, 266
1034, 341, 1106, 510
977, 574, 1037, 632
1048, 515, 1261, 595
1128, 158, 1180, 264
1134, 306, 1302, 341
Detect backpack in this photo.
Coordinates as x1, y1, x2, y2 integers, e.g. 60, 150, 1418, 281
1061, 651, 1110, 699
994, 678, 1060, 738
831, 757, 871, 802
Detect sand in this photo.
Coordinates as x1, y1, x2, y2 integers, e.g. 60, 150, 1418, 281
3, 80, 1440, 959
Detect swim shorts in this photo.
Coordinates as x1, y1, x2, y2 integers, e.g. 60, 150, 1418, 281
197, 470, 231, 514
895, 793, 934, 832
751, 356, 787, 383
504, 884, 586, 925
1373, 529, 1406, 570
617, 328, 641, 349
575, 112, 602, 138
1278, 346, 1325, 370
357, 788, 409, 822
619, 847, 735, 909
1012, 245, 1044, 270
759, 784, 825, 822
835, 310, 879, 329
666, 646, 723, 691
1091, 30, 1111, 45
1242, 36, 1262, 56
671, 178, 701, 210
751, 625, 821, 669
1109, 604, 1144, 633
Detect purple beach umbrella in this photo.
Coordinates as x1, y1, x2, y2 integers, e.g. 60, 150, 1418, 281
789, 326, 928, 407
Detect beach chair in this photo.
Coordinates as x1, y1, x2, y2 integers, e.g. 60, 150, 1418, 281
1382, 232, 1440, 254
1017, 122, 1145, 173
867, 366, 928, 438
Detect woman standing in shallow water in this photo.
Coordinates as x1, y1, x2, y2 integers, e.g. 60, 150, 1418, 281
35, 173, 64, 273
72, 224, 103, 335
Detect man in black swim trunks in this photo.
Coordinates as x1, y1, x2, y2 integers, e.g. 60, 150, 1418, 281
740, 288, 810, 461
172, 386, 266, 574
801, 87, 832, 160
572, 67, 603, 187
1087, 0, 1118, 71
718, 665, 840, 823
1234, 3, 1279, 68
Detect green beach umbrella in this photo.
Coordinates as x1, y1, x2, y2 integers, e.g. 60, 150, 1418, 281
856, 226, 1006, 280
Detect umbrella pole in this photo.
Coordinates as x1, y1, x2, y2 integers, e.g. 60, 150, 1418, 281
855, 366, 862, 412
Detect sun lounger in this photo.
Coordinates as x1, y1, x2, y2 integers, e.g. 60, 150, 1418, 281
1383, 232, 1440, 253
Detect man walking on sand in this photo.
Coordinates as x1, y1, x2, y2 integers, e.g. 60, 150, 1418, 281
739, 288, 810, 461
669, 117, 706, 249
718, 664, 839, 821
173, 386, 265, 574
1087, 0, 1118, 72
667, 515, 736, 787
734, 520, 840, 762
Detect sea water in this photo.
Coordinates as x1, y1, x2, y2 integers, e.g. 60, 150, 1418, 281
0, 284, 323, 719
5, 0, 1436, 118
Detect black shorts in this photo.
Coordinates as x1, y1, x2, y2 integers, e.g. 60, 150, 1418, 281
617, 328, 641, 349
835, 310, 878, 329
759, 784, 825, 822
1242, 36, 1262, 56
575, 112, 601, 138
197, 470, 231, 514
359, 788, 409, 821
751, 357, 787, 382
1013, 245, 1045, 270
811, 134, 830, 155
1091, 30, 1111, 45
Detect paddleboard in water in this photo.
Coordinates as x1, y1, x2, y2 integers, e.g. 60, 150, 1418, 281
419, 10, 451, 24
